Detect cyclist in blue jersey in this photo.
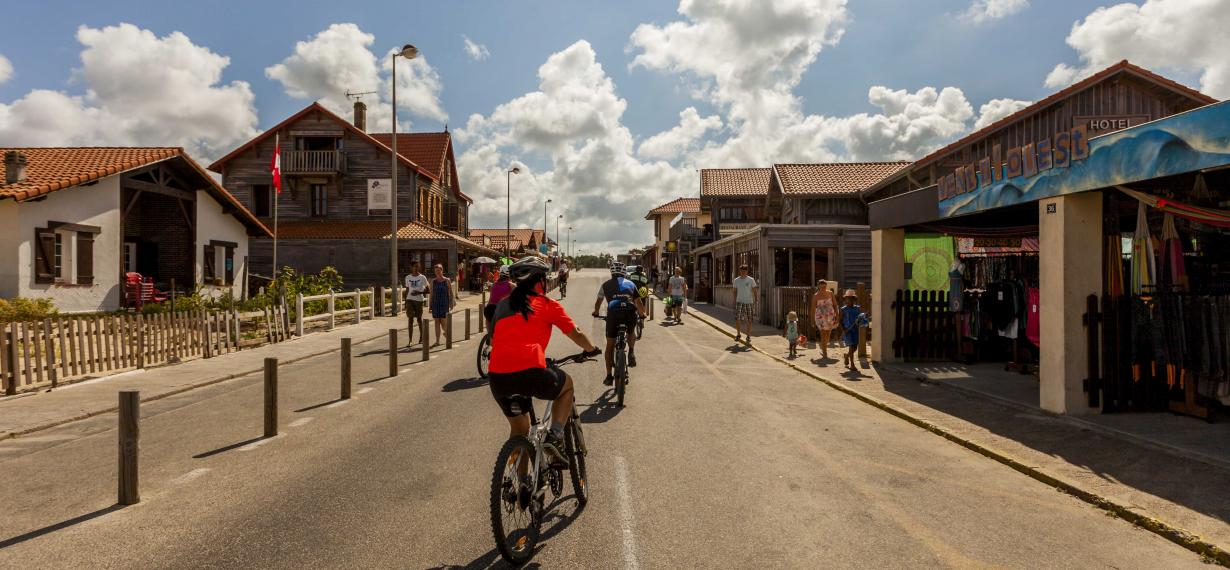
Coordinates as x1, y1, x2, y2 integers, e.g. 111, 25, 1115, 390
592, 264, 646, 385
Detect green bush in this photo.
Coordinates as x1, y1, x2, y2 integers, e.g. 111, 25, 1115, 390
0, 297, 58, 322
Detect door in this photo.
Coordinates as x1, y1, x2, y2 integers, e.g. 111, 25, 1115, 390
697, 254, 712, 303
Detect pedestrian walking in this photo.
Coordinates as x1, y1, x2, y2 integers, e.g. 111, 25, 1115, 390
810, 279, 838, 360
839, 289, 863, 370
668, 267, 689, 323
404, 262, 429, 345
732, 265, 758, 346
429, 264, 455, 347
785, 311, 800, 359
486, 265, 512, 327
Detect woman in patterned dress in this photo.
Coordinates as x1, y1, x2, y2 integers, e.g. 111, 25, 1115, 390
429, 264, 455, 347
811, 279, 839, 359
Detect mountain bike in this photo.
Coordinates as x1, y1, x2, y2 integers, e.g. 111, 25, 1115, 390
490, 352, 596, 565
596, 315, 630, 407
559, 278, 568, 298
635, 315, 644, 340
477, 333, 492, 379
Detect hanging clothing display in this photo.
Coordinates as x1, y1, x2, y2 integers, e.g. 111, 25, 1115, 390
1131, 201, 1157, 294
1025, 288, 1040, 346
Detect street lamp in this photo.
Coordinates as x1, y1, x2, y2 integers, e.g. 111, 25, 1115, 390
543, 198, 552, 254
568, 226, 573, 258
390, 43, 418, 317
556, 214, 563, 255
506, 166, 520, 259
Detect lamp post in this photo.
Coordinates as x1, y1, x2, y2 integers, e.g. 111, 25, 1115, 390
506, 166, 520, 259
568, 226, 573, 257
556, 214, 563, 255
390, 43, 418, 317
543, 198, 552, 255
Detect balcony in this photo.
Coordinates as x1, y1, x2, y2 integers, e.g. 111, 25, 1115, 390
281, 150, 345, 174
717, 221, 764, 237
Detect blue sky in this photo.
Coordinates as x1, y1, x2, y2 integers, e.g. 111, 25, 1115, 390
0, 0, 1223, 252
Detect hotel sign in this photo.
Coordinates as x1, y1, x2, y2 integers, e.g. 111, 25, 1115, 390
937, 124, 1091, 203
1074, 114, 1150, 135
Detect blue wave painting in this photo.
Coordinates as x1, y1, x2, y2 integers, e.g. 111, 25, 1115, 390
939, 100, 1230, 218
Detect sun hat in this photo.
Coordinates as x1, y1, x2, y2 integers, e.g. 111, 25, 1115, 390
844, 289, 857, 298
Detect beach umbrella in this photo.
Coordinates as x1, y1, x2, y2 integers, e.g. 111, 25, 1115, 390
1131, 202, 1156, 294
472, 256, 498, 264
1160, 213, 1187, 290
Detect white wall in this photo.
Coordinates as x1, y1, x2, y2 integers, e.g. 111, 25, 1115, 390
0, 176, 122, 312
195, 191, 249, 299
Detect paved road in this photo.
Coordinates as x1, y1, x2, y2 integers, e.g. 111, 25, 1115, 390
0, 273, 1207, 568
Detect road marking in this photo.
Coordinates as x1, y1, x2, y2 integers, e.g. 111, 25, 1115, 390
357, 387, 373, 395
173, 468, 211, 484
289, 417, 314, 428
324, 400, 350, 409
613, 455, 640, 570
239, 435, 282, 451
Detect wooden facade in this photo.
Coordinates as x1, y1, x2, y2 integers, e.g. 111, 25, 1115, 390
869, 61, 1217, 200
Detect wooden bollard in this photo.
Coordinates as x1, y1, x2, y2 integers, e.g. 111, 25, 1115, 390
421, 318, 430, 362
465, 308, 472, 341
118, 390, 140, 505
263, 358, 278, 438
478, 304, 485, 333
136, 314, 146, 368
341, 338, 352, 399
649, 297, 655, 321
388, 329, 398, 378
446, 314, 453, 350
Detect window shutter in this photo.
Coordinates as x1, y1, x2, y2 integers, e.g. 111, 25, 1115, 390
224, 247, 234, 285
203, 245, 215, 281
76, 233, 94, 285
34, 229, 55, 284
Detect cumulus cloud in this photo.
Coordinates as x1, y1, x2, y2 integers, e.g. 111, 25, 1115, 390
637, 107, 722, 160
0, 54, 12, 84
973, 97, 1032, 129
463, 35, 490, 61
960, 0, 1029, 24
1045, 0, 1230, 98
0, 23, 257, 162
266, 23, 447, 132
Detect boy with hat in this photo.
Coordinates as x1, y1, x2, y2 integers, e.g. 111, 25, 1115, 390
838, 289, 864, 370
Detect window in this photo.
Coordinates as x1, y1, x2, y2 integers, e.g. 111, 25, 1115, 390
203, 241, 236, 286
54, 234, 63, 280
310, 184, 327, 217
253, 184, 271, 217
716, 255, 730, 285
445, 159, 452, 188
34, 224, 96, 285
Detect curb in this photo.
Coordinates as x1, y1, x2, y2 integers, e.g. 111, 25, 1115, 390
682, 303, 1230, 567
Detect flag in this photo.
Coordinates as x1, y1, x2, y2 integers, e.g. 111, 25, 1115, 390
271, 133, 282, 194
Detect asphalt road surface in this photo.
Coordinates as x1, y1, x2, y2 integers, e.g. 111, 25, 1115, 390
0, 272, 1208, 568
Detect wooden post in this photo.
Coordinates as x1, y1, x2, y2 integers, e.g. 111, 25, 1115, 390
295, 293, 305, 337
388, 329, 398, 378
170, 278, 176, 313
376, 285, 385, 317
42, 319, 57, 388
136, 315, 146, 369
263, 358, 278, 438
341, 338, 352, 399
420, 318, 429, 362
446, 314, 453, 350
649, 297, 655, 321
465, 308, 472, 341
118, 390, 140, 505
478, 302, 485, 333
3, 330, 16, 395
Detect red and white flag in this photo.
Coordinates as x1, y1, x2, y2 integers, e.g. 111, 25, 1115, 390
271, 133, 282, 194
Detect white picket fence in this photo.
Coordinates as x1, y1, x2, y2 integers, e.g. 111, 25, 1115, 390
294, 288, 378, 336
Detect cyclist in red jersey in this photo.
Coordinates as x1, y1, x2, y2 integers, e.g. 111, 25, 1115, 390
489, 257, 600, 467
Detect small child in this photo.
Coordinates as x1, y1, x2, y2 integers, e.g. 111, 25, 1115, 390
839, 290, 863, 370
785, 311, 800, 358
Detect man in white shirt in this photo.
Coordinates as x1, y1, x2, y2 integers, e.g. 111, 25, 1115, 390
668, 267, 689, 323
404, 262, 429, 346
732, 264, 758, 346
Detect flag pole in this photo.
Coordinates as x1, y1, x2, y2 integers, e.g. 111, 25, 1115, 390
272, 133, 281, 281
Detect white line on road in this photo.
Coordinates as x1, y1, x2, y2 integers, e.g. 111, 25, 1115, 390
289, 417, 314, 428
614, 455, 640, 570
173, 468, 211, 484
324, 400, 351, 409
357, 387, 373, 395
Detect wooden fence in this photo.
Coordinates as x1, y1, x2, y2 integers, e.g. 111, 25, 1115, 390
295, 288, 376, 336
891, 289, 955, 361
2, 300, 294, 396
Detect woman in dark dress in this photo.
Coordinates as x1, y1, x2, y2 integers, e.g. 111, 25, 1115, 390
429, 264, 455, 347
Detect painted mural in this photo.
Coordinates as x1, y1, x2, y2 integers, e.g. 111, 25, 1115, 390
939, 100, 1230, 219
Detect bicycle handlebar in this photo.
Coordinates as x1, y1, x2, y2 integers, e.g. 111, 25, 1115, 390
551, 348, 602, 366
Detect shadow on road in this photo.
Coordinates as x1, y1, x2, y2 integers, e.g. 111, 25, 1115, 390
443, 377, 488, 392
428, 494, 581, 570
193, 436, 265, 459
294, 398, 345, 413
578, 389, 622, 424
0, 504, 126, 549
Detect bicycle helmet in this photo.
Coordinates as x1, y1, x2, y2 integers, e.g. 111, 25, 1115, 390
509, 256, 550, 283
610, 262, 627, 277
498, 265, 510, 277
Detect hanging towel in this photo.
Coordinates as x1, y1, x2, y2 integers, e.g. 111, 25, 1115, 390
1160, 213, 1188, 290
1131, 202, 1156, 295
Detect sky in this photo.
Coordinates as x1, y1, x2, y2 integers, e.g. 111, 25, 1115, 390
1, 0, 1228, 254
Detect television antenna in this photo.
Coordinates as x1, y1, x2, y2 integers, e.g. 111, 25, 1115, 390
346, 90, 377, 101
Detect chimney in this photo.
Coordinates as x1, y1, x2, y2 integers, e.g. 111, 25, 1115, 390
353, 101, 367, 132
4, 150, 28, 185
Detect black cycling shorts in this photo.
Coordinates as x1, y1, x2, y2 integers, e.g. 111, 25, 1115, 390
489, 365, 567, 418
605, 309, 638, 339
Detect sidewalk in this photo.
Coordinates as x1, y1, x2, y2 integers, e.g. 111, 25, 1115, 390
682, 299, 1230, 563
0, 292, 489, 440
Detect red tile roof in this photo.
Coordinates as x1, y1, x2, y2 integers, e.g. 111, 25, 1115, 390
369, 133, 448, 178
469, 228, 546, 247
700, 168, 772, 197
1, 147, 271, 237
274, 220, 497, 254
774, 162, 910, 196
646, 197, 701, 219
912, 60, 1217, 171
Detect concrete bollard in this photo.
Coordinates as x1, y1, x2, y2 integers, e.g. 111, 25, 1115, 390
649, 297, 655, 321
465, 308, 472, 341
388, 329, 398, 378
421, 318, 430, 362
264, 358, 278, 438
118, 390, 140, 505
446, 314, 454, 350
341, 338, 352, 399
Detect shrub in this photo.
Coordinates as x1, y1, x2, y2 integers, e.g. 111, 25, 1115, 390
0, 297, 58, 322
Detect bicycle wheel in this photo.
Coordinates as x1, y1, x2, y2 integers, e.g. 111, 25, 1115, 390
614, 349, 627, 407
635, 318, 644, 340
566, 415, 589, 505
491, 436, 540, 564
477, 333, 492, 379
